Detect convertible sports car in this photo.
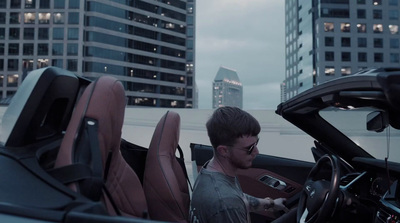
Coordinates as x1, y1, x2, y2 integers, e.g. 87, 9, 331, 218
0, 66, 400, 223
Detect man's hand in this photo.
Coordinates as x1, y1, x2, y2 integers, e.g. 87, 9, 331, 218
272, 198, 289, 213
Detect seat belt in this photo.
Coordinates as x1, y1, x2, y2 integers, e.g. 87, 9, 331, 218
176, 144, 193, 191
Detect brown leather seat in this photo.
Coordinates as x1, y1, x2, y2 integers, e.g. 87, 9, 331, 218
53, 76, 148, 218
143, 111, 190, 222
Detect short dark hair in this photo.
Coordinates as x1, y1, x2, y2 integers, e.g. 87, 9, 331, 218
206, 106, 261, 149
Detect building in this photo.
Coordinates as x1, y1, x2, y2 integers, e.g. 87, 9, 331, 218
212, 66, 243, 108
0, 0, 196, 108
283, 0, 400, 102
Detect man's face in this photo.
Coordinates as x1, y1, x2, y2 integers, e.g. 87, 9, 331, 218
227, 135, 259, 169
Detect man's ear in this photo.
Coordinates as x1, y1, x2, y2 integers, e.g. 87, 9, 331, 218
216, 145, 229, 158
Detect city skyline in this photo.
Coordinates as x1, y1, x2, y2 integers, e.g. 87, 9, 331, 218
195, 0, 285, 110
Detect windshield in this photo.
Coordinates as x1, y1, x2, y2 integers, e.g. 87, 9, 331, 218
320, 107, 400, 163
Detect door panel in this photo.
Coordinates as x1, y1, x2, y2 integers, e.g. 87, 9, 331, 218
190, 143, 315, 221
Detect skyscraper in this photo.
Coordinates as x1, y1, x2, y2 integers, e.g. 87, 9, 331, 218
212, 66, 243, 109
284, 0, 400, 102
0, 0, 196, 108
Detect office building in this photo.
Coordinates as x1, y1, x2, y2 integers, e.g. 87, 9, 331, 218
283, 0, 400, 102
0, 0, 196, 108
212, 66, 243, 109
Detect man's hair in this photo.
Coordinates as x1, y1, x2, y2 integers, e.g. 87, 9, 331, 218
206, 106, 261, 149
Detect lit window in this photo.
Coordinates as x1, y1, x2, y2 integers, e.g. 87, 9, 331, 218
24, 13, 35, 23
389, 25, 398, 34
373, 0, 382, 5
341, 67, 351, 76
53, 13, 64, 24
325, 66, 335, 76
324, 23, 334, 32
38, 12, 51, 24
373, 24, 383, 33
357, 24, 366, 33
341, 23, 350, 32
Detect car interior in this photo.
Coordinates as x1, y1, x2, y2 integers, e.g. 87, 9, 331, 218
1, 67, 400, 223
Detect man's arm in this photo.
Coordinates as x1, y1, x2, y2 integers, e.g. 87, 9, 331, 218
244, 194, 289, 212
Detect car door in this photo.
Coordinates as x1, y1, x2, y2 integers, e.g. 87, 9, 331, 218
190, 143, 315, 222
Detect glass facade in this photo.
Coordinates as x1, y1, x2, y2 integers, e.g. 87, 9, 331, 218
0, 0, 196, 108
284, 0, 400, 101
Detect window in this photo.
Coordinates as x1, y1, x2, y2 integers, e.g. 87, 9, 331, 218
53, 13, 64, 24
23, 59, 34, 71
389, 10, 399, 20
7, 74, 19, 87
37, 59, 49, 69
0, 12, 5, 24
10, 12, 20, 24
374, 38, 383, 48
0, 28, 4, 39
38, 43, 48, 55
24, 13, 35, 23
341, 37, 351, 47
53, 28, 64, 40
342, 52, 351, 61
23, 28, 34, 40
358, 52, 367, 62
38, 12, 50, 24
390, 53, 399, 63
52, 59, 63, 68
373, 24, 383, 33
357, 24, 366, 33
68, 28, 79, 40
9, 28, 20, 40
389, 25, 399, 34
357, 0, 365, 4
67, 59, 78, 71
67, 43, 78, 55
357, 9, 366, 19
8, 59, 19, 71
390, 39, 399, 48
374, 53, 383, 62
358, 38, 367, 47
341, 23, 350, 32
373, 10, 382, 19
52, 43, 63, 55
8, 43, 19, 55
38, 28, 49, 39
68, 12, 79, 24
25, 0, 35, 8
341, 67, 351, 76
325, 66, 335, 76
389, 0, 398, 5
325, 37, 334, 46
40, 0, 50, 8
324, 23, 334, 32
69, 0, 79, 9
11, 0, 21, 8
23, 43, 34, 55
54, 0, 65, 9
325, 51, 334, 61
0, 43, 4, 54
373, 0, 382, 5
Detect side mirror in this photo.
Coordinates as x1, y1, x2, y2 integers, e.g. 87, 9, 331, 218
367, 111, 389, 132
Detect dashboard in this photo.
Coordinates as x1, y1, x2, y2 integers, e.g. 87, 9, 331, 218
339, 157, 400, 223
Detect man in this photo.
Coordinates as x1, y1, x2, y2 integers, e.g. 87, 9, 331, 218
190, 106, 291, 223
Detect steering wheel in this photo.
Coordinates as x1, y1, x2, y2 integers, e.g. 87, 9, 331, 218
297, 154, 341, 223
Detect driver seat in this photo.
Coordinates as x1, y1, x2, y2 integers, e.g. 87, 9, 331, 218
53, 76, 148, 218
143, 111, 190, 222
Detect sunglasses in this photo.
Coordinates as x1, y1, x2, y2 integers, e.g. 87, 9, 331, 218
233, 138, 259, 155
